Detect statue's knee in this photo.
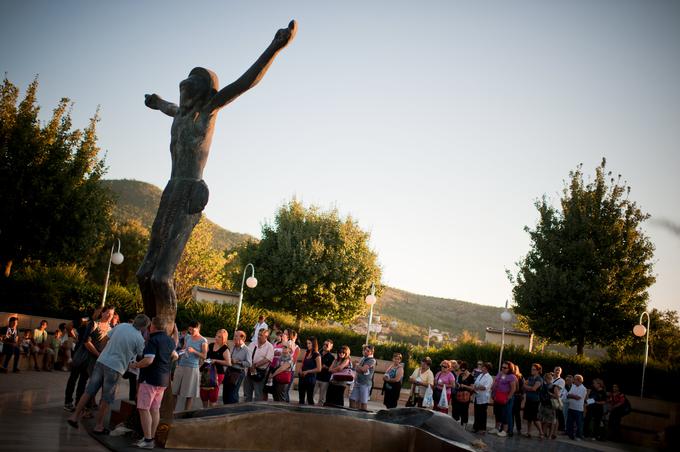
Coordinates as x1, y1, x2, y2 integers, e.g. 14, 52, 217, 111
150, 273, 172, 292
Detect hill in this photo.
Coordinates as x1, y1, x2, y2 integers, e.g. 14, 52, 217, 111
101, 179, 254, 251
102, 179, 507, 343
378, 287, 505, 340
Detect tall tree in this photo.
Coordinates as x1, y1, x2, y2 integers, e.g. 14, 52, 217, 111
511, 159, 655, 355
0, 77, 112, 276
226, 199, 382, 325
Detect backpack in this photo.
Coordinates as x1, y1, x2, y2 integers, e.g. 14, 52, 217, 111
622, 397, 632, 416
539, 383, 552, 403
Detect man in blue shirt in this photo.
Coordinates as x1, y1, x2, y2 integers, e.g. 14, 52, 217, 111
130, 317, 177, 450
67, 314, 149, 434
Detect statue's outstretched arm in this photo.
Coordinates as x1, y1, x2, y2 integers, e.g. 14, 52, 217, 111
209, 20, 297, 112
145, 94, 179, 117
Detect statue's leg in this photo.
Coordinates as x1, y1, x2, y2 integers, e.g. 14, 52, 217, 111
137, 181, 178, 318
150, 211, 202, 323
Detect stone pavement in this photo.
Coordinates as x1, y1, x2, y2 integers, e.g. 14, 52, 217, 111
0, 369, 654, 451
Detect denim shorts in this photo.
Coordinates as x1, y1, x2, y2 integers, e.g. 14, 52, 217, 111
85, 362, 121, 404
349, 383, 371, 404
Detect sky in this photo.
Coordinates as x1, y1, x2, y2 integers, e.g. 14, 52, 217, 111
2, 0, 679, 312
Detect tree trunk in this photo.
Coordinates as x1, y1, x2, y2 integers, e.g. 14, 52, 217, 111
576, 338, 585, 356
296, 316, 303, 331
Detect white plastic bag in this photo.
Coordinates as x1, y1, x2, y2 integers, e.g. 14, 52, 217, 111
422, 386, 434, 408
438, 386, 448, 409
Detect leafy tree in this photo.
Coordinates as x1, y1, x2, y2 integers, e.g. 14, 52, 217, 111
225, 199, 382, 325
174, 216, 227, 302
0, 77, 112, 276
511, 159, 655, 355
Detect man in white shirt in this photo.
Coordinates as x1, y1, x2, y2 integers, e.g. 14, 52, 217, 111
252, 315, 268, 342
472, 362, 494, 433
244, 329, 274, 402
566, 374, 587, 440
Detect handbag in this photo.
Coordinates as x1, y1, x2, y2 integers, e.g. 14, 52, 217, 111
248, 367, 267, 382
200, 362, 218, 388
274, 369, 292, 384
456, 389, 471, 403
225, 366, 243, 386
71, 343, 90, 368
494, 390, 509, 405
330, 367, 354, 383
422, 386, 434, 408
551, 397, 563, 410
438, 385, 449, 410
405, 386, 417, 407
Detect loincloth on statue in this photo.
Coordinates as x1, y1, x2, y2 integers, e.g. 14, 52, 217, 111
150, 178, 210, 246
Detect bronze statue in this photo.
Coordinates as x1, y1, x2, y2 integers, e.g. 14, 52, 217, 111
137, 20, 297, 326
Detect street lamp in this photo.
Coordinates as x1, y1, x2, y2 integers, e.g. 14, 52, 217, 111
498, 300, 512, 373
101, 238, 124, 307
365, 283, 377, 345
633, 311, 651, 398
234, 263, 257, 335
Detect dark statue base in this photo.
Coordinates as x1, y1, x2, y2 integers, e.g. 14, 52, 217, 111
90, 403, 486, 451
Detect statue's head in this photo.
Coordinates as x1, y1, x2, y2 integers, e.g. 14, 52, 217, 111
179, 67, 219, 107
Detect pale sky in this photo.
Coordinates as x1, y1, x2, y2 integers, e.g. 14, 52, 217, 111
2, 0, 679, 312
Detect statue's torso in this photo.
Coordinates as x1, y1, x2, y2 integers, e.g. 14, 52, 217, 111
169, 109, 216, 179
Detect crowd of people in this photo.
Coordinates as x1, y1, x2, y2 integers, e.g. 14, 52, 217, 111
1, 312, 633, 448
403, 357, 631, 442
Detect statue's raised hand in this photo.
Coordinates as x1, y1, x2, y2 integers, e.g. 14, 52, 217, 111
273, 20, 297, 50
145, 93, 161, 110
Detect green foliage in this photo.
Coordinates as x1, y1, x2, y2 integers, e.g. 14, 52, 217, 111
226, 199, 382, 323
609, 309, 680, 365
88, 219, 150, 288
174, 217, 227, 302
511, 159, 655, 355
0, 262, 140, 323
0, 77, 113, 275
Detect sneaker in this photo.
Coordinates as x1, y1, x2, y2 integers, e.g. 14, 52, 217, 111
63, 403, 75, 412
487, 428, 499, 434
135, 438, 154, 449
497, 431, 507, 437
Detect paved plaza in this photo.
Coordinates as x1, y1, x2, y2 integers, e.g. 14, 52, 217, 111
0, 370, 653, 452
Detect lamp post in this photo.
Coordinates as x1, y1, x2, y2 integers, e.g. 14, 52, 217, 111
234, 263, 257, 335
365, 283, 377, 345
633, 311, 651, 398
498, 300, 512, 373
101, 238, 124, 307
